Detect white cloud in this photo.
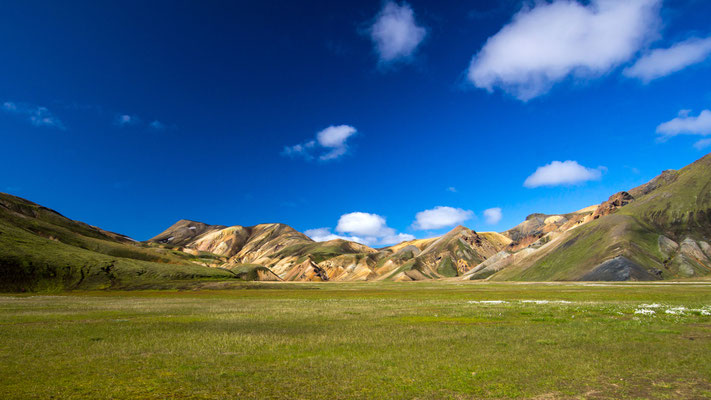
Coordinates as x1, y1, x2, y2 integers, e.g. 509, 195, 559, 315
369, 1, 427, 64
468, 0, 660, 101
656, 109, 711, 138
2, 101, 65, 130
413, 206, 474, 230
316, 125, 357, 160
283, 125, 357, 161
446, 186, 457, 193
624, 37, 711, 82
524, 161, 603, 188
317, 125, 354, 147
337, 212, 390, 237
483, 208, 503, 225
306, 212, 417, 246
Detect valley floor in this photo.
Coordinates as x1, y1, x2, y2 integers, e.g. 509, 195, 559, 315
1, 282, 711, 399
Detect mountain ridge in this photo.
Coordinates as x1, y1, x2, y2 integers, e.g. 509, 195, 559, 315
2, 153, 710, 290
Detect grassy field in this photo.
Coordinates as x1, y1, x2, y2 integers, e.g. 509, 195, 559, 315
1, 282, 711, 399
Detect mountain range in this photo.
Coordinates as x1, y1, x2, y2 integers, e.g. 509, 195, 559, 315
2, 153, 710, 291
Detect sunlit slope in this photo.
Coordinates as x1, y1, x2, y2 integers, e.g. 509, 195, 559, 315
149, 218, 506, 281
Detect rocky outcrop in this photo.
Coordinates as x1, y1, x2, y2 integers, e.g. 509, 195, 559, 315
700, 241, 711, 259
656, 236, 711, 278
658, 235, 679, 259
592, 192, 634, 219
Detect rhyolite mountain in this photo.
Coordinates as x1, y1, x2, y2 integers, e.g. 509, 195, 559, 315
2, 153, 710, 290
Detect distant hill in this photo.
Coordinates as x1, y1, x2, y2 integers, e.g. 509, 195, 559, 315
2, 153, 710, 290
146, 220, 503, 281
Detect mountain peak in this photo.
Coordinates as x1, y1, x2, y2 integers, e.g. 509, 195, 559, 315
149, 219, 226, 246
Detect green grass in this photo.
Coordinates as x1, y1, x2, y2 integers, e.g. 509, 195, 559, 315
1, 281, 710, 399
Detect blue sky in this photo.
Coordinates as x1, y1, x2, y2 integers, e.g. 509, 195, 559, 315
1, 0, 711, 244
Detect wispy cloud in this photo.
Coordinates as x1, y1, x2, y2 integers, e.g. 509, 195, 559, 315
283, 125, 357, 162
149, 120, 166, 131
412, 206, 473, 230
115, 113, 167, 132
656, 109, 711, 149
483, 208, 503, 225
446, 186, 457, 193
524, 161, 604, 188
2, 101, 65, 130
115, 114, 140, 127
693, 138, 711, 150
468, 0, 660, 101
624, 37, 711, 82
369, 1, 427, 65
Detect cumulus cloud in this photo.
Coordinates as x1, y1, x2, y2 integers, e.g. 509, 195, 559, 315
468, 0, 660, 101
283, 125, 357, 161
413, 206, 474, 230
625, 37, 711, 82
656, 110, 711, 140
369, 1, 427, 64
305, 212, 415, 246
524, 161, 604, 188
483, 208, 503, 225
2, 101, 65, 130
337, 212, 393, 237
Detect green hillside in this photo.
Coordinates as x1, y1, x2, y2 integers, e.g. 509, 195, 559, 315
494, 154, 711, 281
0, 193, 235, 291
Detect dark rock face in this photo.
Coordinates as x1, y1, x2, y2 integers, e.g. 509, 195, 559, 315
313, 265, 329, 281
580, 256, 659, 281
593, 192, 634, 219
